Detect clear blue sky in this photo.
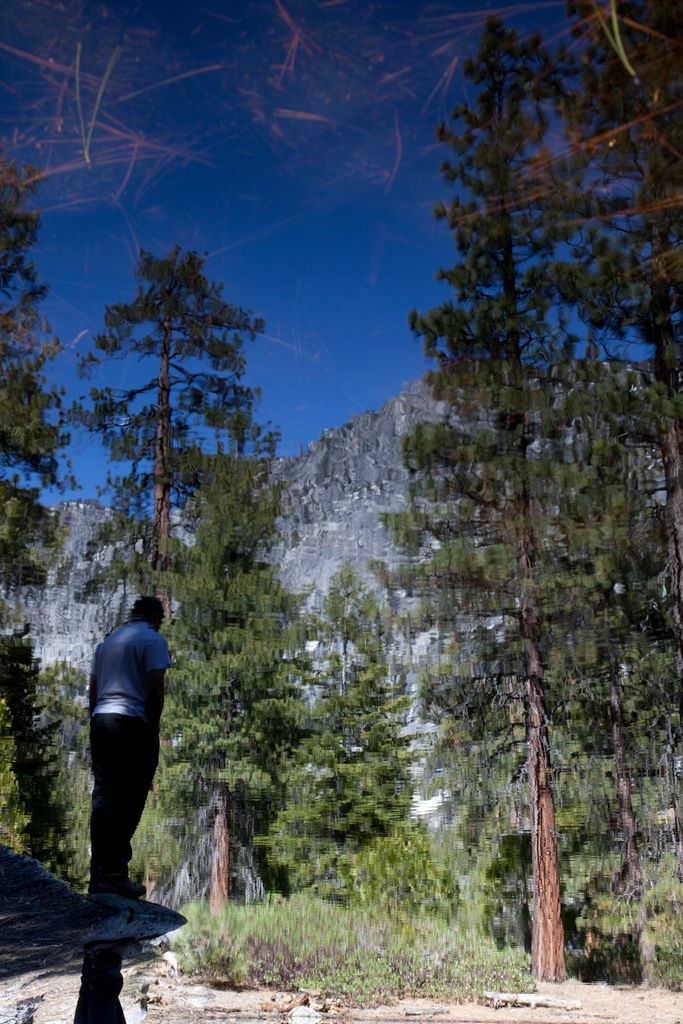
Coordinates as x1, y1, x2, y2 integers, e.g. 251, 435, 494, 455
2, 0, 569, 500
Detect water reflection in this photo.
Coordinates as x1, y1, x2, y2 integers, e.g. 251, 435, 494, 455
75, 945, 126, 1024
75, 894, 186, 1024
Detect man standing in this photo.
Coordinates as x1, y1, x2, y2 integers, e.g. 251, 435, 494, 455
88, 596, 171, 899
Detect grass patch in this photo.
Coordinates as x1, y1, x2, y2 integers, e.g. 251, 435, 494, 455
174, 894, 532, 1005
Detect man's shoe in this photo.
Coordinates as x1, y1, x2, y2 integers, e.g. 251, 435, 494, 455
88, 876, 146, 900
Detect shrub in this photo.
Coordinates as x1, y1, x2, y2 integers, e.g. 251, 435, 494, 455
339, 823, 458, 921
174, 893, 531, 1004
566, 859, 683, 988
644, 871, 683, 990
172, 903, 248, 986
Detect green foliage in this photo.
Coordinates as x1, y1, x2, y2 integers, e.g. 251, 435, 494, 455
76, 245, 268, 588
130, 789, 186, 891
174, 900, 248, 986
644, 867, 683, 989
0, 695, 29, 850
0, 636, 79, 874
0, 158, 45, 332
391, 27, 574, 975
560, 1, 683, 359
38, 660, 89, 755
340, 822, 458, 921
34, 661, 92, 886
555, 0, 683, 723
410, 17, 573, 371
0, 157, 66, 593
160, 450, 308, 894
568, 860, 643, 984
0, 160, 68, 864
269, 565, 414, 897
554, 0, 683, 941
78, 245, 264, 492
389, 15, 683, 981
382, 23, 683, 983
481, 834, 532, 951
174, 894, 532, 1003
74, 247, 303, 898
394, 16, 579, 666
564, 858, 683, 988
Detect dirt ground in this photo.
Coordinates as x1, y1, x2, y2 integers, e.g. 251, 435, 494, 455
141, 974, 683, 1024
4, 960, 683, 1024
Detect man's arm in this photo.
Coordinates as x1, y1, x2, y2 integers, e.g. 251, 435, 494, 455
89, 674, 97, 716
146, 669, 166, 732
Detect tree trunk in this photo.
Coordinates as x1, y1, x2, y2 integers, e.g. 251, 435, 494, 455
608, 647, 655, 977
672, 766, 683, 886
210, 781, 231, 914
654, 297, 683, 881
660, 420, 683, 718
524, 655, 566, 981
519, 525, 566, 982
664, 721, 683, 884
153, 321, 172, 618
608, 650, 642, 894
503, 182, 564, 978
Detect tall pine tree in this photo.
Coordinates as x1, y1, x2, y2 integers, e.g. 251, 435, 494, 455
560, 0, 683, 878
0, 156, 65, 594
77, 246, 264, 612
398, 19, 571, 980
543, 364, 667, 975
269, 565, 413, 899
0, 156, 70, 867
162, 447, 308, 911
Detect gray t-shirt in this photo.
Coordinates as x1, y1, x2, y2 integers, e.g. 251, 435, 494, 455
91, 619, 171, 721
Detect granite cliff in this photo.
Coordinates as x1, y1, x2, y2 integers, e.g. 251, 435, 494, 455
271, 379, 446, 609
21, 380, 444, 673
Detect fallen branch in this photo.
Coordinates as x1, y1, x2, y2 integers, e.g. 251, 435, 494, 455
482, 992, 583, 1010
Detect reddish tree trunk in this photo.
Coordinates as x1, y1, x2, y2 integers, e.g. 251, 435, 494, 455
519, 524, 566, 982
210, 782, 230, 914
524, 655, 566, 980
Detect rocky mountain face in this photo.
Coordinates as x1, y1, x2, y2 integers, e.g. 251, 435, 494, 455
22, 380, 445, 673
16, 502, 130, 672
271, 379, 445, 610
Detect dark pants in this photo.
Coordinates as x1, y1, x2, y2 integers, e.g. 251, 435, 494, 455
90, 713, 159, 881
74, 946, 125, 1024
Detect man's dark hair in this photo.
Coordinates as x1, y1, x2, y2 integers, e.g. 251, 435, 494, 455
130, 596, 165, 624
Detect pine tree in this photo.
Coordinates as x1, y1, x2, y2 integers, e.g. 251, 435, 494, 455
0, 156, 65, 594
36, 661, 93, 885
559, 0, 683, 878
162, 447, 308, 911
397, 18, 571, 980
0, 634, 75, 870
544, 365, 667, 974
0, 695, 29, 850
0, 156, 70, 869
269, 565, 413, 899
77, 246, 265, 611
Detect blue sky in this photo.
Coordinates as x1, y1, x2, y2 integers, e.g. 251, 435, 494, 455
2, 0, 569, 500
